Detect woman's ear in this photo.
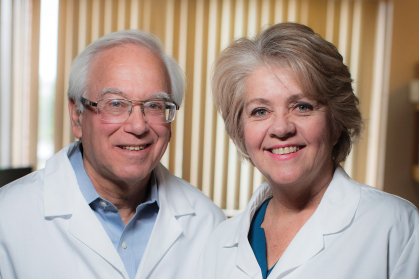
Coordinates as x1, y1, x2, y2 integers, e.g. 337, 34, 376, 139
69, 99, 83, 139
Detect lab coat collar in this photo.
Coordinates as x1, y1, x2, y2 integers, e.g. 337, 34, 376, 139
44, 142, 80, 217
224, 167, 361, 278
135, 163, 195, 279
43, 142, 128, 277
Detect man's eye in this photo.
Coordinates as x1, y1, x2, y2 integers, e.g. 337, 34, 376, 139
146, 101, 165, 111
251, 108, 268, 117
110, 100, 123, 107
295, 103, 313, 111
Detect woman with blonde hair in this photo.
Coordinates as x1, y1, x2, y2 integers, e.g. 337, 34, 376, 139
200, 23, 419, 278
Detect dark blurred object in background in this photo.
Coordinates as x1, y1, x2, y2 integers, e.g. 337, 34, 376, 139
0, 167, 32, 188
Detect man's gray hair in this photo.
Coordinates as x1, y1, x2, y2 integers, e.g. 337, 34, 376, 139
68, 29, 185, 112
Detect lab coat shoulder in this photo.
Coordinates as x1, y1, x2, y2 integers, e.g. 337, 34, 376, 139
154, 163, 226, 224
356, 183, 419, 278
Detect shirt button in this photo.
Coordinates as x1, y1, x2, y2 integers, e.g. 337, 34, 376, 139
100, 201, 107, 208
122, 242, 127, 249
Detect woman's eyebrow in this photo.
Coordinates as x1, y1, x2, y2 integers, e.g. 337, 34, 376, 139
244, 98, 271, 108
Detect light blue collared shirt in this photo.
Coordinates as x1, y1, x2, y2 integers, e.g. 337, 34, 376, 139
69, 144, 159, 279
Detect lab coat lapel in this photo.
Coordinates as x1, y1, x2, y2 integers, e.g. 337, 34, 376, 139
269, 167, 361, 279
136, 164, 194, 279
227, 183, 272, 278
269, 213, 324, 278
44, 143, 127, 277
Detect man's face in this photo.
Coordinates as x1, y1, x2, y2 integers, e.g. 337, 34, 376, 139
70, 44, 171, 187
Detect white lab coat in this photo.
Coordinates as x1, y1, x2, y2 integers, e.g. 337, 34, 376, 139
0, 142, 226, 279
200, 167, 419, 279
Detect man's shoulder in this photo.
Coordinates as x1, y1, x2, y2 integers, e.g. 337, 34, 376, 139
0, 169, 45, 216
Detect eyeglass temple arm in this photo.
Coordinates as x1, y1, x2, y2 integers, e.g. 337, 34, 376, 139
81, 97, 98, 107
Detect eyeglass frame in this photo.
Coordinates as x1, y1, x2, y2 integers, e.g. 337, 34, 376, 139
80, 97, 179, 124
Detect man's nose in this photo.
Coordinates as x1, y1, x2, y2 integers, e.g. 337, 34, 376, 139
123, 105, 149, 135
268, 112, 296, 139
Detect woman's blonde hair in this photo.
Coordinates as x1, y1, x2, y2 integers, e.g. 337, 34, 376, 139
212, 22, 362, 167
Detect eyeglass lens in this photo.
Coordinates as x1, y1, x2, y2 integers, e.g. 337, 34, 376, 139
97, 99, 176, 123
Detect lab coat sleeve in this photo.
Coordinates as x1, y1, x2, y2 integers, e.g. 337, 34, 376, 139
390, 216, 419, 279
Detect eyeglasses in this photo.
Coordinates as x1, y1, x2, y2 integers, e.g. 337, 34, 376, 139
80, 97, 179, 124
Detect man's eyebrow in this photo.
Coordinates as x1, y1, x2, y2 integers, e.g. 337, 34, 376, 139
148, 92, 172, 101
99, 87, 127, 98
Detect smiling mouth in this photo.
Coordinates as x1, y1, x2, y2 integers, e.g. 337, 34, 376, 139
270, 146, 302, 155
119, 145, 149, 151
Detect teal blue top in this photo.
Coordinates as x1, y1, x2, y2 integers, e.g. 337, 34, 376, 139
248, 197, 276, 279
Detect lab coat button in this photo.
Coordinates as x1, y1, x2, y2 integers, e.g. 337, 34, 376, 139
122, 242, 127, 249
100, 201, 107, 208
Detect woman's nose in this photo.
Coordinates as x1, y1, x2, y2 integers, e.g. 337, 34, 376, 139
123, 105, 149, 136
268, 112, 296, 139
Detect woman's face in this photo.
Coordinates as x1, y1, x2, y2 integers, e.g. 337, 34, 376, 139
242, 66, 338, 189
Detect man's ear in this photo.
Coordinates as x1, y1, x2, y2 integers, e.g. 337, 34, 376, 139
69, 98, 83, 139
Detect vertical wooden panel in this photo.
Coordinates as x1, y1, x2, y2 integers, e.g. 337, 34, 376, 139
366, 2, 388, 188
287, 0, 298, 22
226, 0, 246, 211
344, 0, 362, 177
261, 0, 271, 27
326, 0, 335, 42
189, 0, 205, 188
104, 0, 113, 34
78, 0, 88, 51
117, 0, 126, 31
201, 0, 220, 199
0, 0, 13, 167
143, 0, 152, 32
91, 0, 101, 41
161, 0, 174, 169
213, 0, 232, 208
62, 0, 78, 147
376, 2, 393, 190
130, 0, 140, 29
12, 0, 24, 167
274, 0, 285, 23
300, 0, 309, 25
29, 0, 41, 168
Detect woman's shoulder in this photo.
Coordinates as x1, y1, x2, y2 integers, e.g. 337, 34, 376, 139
356, 182, 419, 227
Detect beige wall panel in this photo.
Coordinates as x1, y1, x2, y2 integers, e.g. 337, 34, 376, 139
189, 0, 206, 188
29, 0, 40, 167
55, 0, 67, 152
201, 0, 221, 199
12, 0, 24, 167
91, 0, 102, 41
384, 0, 419, 207
181, 0, 197, 182
142, 0, 152, 32
160, 0, 175, 169
287, 0, 299, 23
117, 0, 127, 31
130, 0, 140, 29
352, 2, 377, 184
306, 0, 328, 39
213, 0, 233, 208
274, 0, 286, 23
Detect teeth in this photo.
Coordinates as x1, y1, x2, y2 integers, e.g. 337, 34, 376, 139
121, 145, 146, 151
271, 146, 300, 155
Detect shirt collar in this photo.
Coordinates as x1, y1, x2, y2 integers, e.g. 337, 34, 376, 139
69, 143, 159, 207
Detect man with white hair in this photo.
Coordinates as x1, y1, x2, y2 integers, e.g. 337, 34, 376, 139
0, 30, 225, 279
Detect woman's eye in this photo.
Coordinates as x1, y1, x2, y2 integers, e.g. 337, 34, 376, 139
295, 103, 313, 112
251, 108, 268, 117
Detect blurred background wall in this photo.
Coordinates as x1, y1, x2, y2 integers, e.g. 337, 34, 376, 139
1, 0, 418, 213
384, 0, 419, 207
